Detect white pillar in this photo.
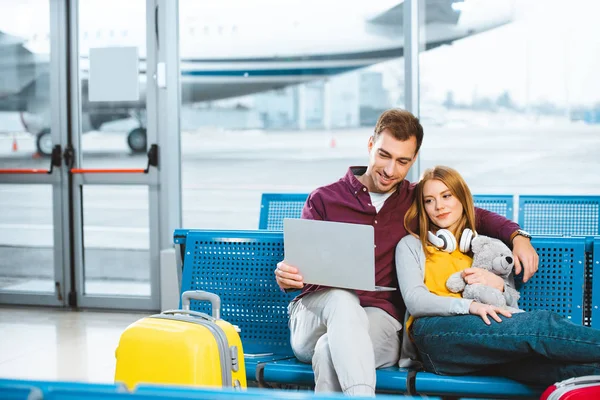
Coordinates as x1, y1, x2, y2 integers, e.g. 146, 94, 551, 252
404, 0, 420, 183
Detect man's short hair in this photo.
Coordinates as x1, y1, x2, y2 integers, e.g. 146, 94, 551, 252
374, 109, 424, 154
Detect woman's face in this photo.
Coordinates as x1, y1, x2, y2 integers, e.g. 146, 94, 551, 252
423, 179, 464, 233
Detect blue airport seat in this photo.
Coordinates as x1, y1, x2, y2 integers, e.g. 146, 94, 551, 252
179, 230, 295, 381
259, 193, 515, 231
43, 389, 127, 400
473, 194, 514, 220
135, 385, 266, 399
583, 237, 596, 327
592, 237, 600, 329
177, 229, 591, 397
413, 373, 542, 398
518, 195, 600, 235
46, 387, 288, 400
258, 193, 308, 230
257, 358, 410, 392
0, 379, 124, 396
45, 389, 244, 400
256, 358, 543, 397
0, 383, 42, 400
174, 229, 190, 246
135, 384, 423, 399
519, 236, 587, 324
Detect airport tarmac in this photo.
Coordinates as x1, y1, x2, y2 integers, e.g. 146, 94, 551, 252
1, 120, 599, 292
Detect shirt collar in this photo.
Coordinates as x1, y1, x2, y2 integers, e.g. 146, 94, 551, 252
343, 166, 405, 197
344, 166, 368, 194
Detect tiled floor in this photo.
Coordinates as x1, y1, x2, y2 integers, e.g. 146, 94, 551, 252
0, 306, 147, 383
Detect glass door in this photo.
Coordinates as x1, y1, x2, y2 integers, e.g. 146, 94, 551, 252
67, 0, 179, 310
0, 0, 69, 306
0, 0, 180, 311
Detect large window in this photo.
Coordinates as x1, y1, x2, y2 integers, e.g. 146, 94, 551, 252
418, 0, 600, 195
179, 0, 405, 229
0, 1, 55, 295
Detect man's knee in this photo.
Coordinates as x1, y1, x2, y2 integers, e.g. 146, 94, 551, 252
322, 288, 360, 305
290, 289, 367, 360
320, 289, 367, 323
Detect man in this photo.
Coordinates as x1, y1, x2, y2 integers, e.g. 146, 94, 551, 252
275, 109, 538, 396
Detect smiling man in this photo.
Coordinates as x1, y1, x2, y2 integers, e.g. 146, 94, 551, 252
274, 108, 539, 396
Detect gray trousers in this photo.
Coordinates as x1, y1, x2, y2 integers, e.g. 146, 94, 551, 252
288, 289, 402, 396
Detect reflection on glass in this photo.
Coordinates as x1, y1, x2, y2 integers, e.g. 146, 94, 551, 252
0, 0, 52, 163
82, 186, 149, 297
179, 0, 410, 229
0, 185, 54, 293
419, 0, 600, 195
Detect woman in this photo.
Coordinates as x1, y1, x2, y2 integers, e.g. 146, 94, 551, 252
395, 165, 600, 387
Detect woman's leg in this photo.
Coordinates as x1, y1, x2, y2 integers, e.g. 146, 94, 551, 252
412, 310, 600, 386
480, 357, 600, 387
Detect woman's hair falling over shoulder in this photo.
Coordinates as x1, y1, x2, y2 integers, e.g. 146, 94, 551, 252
404, 165, 477, 254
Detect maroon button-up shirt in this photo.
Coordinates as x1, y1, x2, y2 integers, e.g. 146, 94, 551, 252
295, 166, 520, 322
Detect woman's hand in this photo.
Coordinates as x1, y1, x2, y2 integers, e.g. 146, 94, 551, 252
275, 261, 304, 290
469, 301, 512, 325
461, 267, 505, 291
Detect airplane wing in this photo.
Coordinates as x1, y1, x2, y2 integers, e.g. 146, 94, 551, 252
0, 30, 48, 111
368, 0, 461, 26
366, 0, 514, 47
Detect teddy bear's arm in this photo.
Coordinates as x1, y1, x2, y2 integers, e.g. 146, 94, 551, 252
503, 284, 521, 308
446, 271, 467, 293
464, 285, 506, 308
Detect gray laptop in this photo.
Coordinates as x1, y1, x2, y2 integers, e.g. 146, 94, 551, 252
283, 218, 395, 292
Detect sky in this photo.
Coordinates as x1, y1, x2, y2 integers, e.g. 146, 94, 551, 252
417, 0, 600, 107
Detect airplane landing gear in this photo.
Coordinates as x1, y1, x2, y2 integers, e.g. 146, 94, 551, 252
36, 128, 53, 156
34, 127, 147, 155
127, 127, 147, 153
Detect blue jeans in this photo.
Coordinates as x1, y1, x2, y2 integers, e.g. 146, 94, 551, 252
412, 310, 600, 386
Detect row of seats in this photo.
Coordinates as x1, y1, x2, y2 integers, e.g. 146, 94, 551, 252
257, 192, 600, 331
0, 379, 425, 399
173, 229, 600, 398
259, 193, 600, 235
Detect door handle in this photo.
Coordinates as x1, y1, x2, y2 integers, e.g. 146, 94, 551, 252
69, 144, 159, 174
48, 145, 62, 174
0, 144, 62, 174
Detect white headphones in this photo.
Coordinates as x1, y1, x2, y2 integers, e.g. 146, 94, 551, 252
427, 228, 475, 253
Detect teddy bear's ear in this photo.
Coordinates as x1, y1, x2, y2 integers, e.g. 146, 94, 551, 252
470, 235, 488, 252
493, 240, 512, 256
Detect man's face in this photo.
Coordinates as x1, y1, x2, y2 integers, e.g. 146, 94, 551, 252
364, 129, 418, 193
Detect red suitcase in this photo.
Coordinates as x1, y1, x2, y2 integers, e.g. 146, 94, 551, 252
541, 376, 600, 400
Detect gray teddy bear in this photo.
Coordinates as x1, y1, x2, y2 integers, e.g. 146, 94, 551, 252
446, 235, 520, 308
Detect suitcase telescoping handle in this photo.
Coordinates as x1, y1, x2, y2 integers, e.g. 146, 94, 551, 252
181, 290, 221, 319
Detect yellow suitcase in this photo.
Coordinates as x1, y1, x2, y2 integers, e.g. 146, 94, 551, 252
114, 290, 246, 391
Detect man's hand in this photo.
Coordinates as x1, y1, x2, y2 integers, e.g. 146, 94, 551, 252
461, 268, 504, 291
275, 261, 304, 290
469, 301, 512, 325
512, 236, 539, 283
